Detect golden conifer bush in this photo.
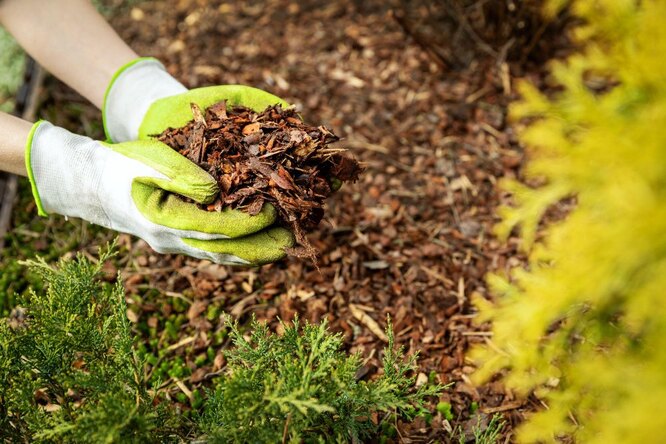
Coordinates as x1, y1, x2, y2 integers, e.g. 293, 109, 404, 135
472, 0, 666, 442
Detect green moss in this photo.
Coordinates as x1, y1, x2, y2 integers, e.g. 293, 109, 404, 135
437, 402, 454, 421
470, 401, 479, 414
194, 354, 207, 367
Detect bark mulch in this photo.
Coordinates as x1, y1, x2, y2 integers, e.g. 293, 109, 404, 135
156, 102, 362, 260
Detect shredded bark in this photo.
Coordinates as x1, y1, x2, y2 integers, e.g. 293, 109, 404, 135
155, 102, 363, 260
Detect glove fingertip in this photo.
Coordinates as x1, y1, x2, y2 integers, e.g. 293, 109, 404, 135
181, 226, 294, 266
188, 179, 219, 204
266, 226, 295, 249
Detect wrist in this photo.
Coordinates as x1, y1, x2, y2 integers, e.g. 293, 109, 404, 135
0, 112, 32, 176
27, 121, 106, 221
103, 57, 187, 142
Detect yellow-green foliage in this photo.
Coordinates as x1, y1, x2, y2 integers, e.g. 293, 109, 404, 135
471, 1, 666, 442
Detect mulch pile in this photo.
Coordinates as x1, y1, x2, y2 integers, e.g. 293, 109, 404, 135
31, 0, 572, 441
156, 102, 362, 259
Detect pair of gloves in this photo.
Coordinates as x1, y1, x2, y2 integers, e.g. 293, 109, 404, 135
27, 58, 294, 265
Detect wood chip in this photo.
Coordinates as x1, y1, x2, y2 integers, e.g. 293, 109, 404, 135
187, 300, 208, 321
349, 303, 388, 342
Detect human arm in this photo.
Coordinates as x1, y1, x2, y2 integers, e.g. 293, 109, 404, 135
0, 111, 31, 176
0, 0, 138, 108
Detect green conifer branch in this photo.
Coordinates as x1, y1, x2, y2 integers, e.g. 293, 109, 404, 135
1, 245, 439, 443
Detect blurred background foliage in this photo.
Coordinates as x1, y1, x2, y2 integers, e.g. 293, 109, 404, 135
392, 0, 570, 70
473, 0, 666, 442
0, 27, 24, 112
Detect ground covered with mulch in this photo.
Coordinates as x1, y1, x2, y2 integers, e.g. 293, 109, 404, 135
5, 0, 572, 441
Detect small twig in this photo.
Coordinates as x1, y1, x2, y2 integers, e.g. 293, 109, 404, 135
166, 335, 196, 351
481, 400, 524, 414
157, 377, 173, 391
282, 412, 292, 444
174, 377, 193, 401
519, 20, 550, 65
349, 303, 388, 342
474, 339, 506, 363
165, 291, 194, 306
420, 265, 455, 286
344, 139, 391, 154
391, 9, 451, 70
144, 349, 165, 383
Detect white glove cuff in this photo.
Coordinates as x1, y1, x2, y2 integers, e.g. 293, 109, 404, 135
27, 121, 108, 224
103, 58, 187, 143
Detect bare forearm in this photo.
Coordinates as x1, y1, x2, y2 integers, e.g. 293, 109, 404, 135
0, 112, 32, 176
0, 0, 138, 108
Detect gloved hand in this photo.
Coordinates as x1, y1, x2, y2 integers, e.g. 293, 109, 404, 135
25, 121, 292, 265
102, 57, 290, 142
100, 57, 295, 264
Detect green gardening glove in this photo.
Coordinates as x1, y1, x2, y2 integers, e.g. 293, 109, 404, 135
139, 84, 290, 139
25, 121, 291, 266
102, 58, 294, 264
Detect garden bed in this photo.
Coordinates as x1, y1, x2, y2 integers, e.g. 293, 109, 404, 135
1, 0, 572, 441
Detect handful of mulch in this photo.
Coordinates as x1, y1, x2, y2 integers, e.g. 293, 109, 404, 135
155, 101, 363, 260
